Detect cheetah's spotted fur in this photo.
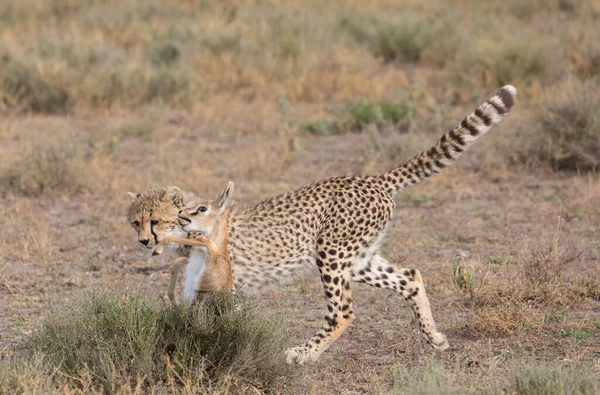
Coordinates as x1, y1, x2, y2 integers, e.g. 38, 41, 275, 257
129, 86, 517, 364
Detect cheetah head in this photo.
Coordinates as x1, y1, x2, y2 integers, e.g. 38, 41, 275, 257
177, 182, 234, 238
127, 187, 199, 249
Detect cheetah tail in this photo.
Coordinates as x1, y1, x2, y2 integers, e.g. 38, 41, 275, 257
379, 85, 517, 196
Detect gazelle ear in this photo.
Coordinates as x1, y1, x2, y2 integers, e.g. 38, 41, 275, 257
127, 192, 139, 203
216, 181, 234, 212
161, 186, 184, 207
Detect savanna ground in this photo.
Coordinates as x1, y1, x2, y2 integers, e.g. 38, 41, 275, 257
1, 0, 600, 393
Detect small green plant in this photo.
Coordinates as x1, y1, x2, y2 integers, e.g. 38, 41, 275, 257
452, 258, 475, 298
489, 252, 507, 264
347, 99, 409, 130
557, 327, 598, 340
300, 119, 341, 136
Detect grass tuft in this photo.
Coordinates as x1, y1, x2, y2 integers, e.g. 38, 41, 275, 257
504, 364, 599, 395
342, 14, 434, 63
452, 258, 475, 298
0, 290, 294, 393
448, 18, 565, 96
534, 79, 600, 171
0, 53, 72, 114
300, 98, 409, 137
300, 119, 341, 136
391, 357, 454, 395
0, 135, 87, 196
346, 99, 410, 130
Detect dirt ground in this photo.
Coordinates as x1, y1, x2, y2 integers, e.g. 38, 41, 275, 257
1, 96, 599, 393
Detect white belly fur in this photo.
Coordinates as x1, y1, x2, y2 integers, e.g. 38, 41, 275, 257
183, 250, 207, 301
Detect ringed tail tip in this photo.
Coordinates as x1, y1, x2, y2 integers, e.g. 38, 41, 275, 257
498, 85, 517, 110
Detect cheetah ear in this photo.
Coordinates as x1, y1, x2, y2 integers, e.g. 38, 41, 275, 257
161, 186, 184, 207
216, 181, 234, 213
127, 192, 139, 203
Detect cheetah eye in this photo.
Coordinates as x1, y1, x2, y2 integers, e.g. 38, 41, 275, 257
132, 220, 140, 227
194, 206, 208, 215
151, 220, 159, 226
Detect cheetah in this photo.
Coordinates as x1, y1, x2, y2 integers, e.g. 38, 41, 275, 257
127, 187, 206, 301
133, 86, 517, 364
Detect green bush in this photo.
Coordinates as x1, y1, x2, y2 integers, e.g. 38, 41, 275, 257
0, 54, 71, 114
448, 19, 565, 94
0, 137, 86, 196
537, 79, 600, 170
502, 79, 600, 171
347, 99, 409, 129
300, 99, 409, 136
342, 14, 434, 63
0, 291, 294, 393
300, 119, 341, 136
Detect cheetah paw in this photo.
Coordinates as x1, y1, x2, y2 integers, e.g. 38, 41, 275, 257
285, 346, 311, 365
432, 332, 449, 351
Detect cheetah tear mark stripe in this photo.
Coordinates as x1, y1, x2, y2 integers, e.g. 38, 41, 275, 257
380, 85, 517, 196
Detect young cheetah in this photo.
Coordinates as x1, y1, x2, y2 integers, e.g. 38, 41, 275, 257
145, 86, 518, 364
127, 187, 234, 301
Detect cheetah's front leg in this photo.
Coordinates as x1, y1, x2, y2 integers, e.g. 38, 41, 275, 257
286, 246, 355, 365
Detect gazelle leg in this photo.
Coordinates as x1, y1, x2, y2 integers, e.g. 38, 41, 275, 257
168, 257, 189, 303
152, 235, 216, 256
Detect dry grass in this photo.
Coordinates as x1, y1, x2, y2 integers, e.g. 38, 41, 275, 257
0, 0, 596, 111
0, 291, 295, 394
391, 358, 599, 395
498, 78, 600, 171
502, 363, 600, 395
0, 135, 88, 196
450, 219, 598, 337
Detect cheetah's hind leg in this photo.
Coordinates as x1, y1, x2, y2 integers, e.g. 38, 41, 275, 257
351, 254, 448, 350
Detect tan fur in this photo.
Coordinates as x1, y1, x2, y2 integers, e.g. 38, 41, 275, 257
156, 234, 234, 301
127, 187, 200, 250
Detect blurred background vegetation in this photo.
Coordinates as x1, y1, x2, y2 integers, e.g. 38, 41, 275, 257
1, 0, 599, 173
